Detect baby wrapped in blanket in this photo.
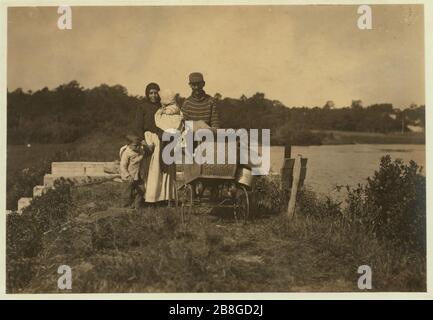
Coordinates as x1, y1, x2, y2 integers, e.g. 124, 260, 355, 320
154, 90, 184, 134
154, 90, 186, 151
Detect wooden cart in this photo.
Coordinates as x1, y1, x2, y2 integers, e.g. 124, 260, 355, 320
175, 158, 255, 224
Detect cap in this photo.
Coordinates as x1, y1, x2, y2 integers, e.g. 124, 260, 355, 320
189, 72, 204, 83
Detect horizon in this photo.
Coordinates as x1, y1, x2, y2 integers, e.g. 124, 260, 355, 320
6, 80, 424, 110
7, 5, 425, 109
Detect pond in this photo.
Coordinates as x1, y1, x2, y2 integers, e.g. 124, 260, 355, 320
291, 144, 426, 200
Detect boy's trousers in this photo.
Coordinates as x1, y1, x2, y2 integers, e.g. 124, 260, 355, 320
121, 179, 144, 209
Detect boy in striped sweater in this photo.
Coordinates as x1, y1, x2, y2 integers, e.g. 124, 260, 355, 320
182, 72, 221, 199
181, 72, 220, 129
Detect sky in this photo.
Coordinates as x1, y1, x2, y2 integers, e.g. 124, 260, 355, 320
7, 5, 425, 108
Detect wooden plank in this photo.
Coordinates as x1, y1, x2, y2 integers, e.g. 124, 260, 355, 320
287, 154, 302, 219
281, 157, 307, 190
282, 158, 307, 170
301, 158, 308, 167
283, 158, 295, 169
284, 144, 291, 158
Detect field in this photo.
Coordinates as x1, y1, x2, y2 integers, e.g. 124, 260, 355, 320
7, 132, 124, 176
7, 143, 73, 177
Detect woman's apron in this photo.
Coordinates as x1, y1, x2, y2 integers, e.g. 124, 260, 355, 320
142, 131, 176, 203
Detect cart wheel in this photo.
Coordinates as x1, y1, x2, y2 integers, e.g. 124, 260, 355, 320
180, 183, 194, 223
234, 185, 250, 224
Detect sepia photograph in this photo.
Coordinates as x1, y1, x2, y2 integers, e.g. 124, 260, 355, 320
4, 2, 427, 294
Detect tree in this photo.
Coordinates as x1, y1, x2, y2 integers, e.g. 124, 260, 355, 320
351, 100, 363, 110
367, 103, 393, 113
323, 100, 335, 110
252, 92, 265, 100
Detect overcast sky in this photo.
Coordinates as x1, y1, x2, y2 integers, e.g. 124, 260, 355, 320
7, 5, 425, 108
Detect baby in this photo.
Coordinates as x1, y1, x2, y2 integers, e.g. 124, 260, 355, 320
154, 90, 187, 151
154, 90, 184, 133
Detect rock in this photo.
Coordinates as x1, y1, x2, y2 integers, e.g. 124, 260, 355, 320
103, 163, 120, 174
33, 185, 50, 198
234, 254, 264, 264
52, 162, 116, 176
74, 261, 94, 274
44, 173, 119, 187
17, 197, 32, 214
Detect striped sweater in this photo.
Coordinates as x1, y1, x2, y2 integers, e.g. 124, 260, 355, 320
181, 93, 220, 128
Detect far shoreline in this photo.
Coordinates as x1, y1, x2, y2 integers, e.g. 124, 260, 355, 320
308, 130, 425, 146
6, 130, 426, 148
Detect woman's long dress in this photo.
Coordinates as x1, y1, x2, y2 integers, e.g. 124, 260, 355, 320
142, 131, 176, 203
135, 98, 176, 203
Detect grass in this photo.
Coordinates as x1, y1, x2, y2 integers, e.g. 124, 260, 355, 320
7, 180, 425, 293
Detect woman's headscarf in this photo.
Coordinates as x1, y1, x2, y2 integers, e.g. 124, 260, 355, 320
145, 82, 161, 102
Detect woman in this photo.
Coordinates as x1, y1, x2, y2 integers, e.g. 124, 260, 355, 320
135, 82, 176, 204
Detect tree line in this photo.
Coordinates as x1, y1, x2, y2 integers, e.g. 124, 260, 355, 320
7, 81, 425, 146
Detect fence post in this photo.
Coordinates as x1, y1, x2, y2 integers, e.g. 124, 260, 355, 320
287, 154, 302, 219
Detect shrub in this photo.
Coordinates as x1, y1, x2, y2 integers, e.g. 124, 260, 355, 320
345, 155, 426, 252
297, 188, 343, 221
7, 166, 49, 210
253, 175, 286, 215
296, 156, 426, 253
7, 149, 78, 210
6, 182, 74, 292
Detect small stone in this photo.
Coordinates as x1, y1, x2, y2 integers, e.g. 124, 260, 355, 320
33, 185, 50, 198
17, 197, 32, 214
234, 254, 264, 264
83, 201, 97, 209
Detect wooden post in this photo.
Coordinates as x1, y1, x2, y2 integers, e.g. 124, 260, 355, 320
284, 143, 291, 158
287, 154, 302, 219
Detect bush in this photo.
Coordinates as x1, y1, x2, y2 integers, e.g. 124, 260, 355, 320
297, 188, 343, 221
296, 156, 426, 253
7, 149, 78, 210
253, 175, 286, 215
7, 166, 49, 210
290, 162, 426, 291
345, 155, 426, 251
7, 182, 74, 292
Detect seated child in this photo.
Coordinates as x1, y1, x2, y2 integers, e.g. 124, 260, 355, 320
119, 134, 145, 209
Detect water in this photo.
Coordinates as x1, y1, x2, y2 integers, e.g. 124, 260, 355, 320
291, 144, 425, 200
